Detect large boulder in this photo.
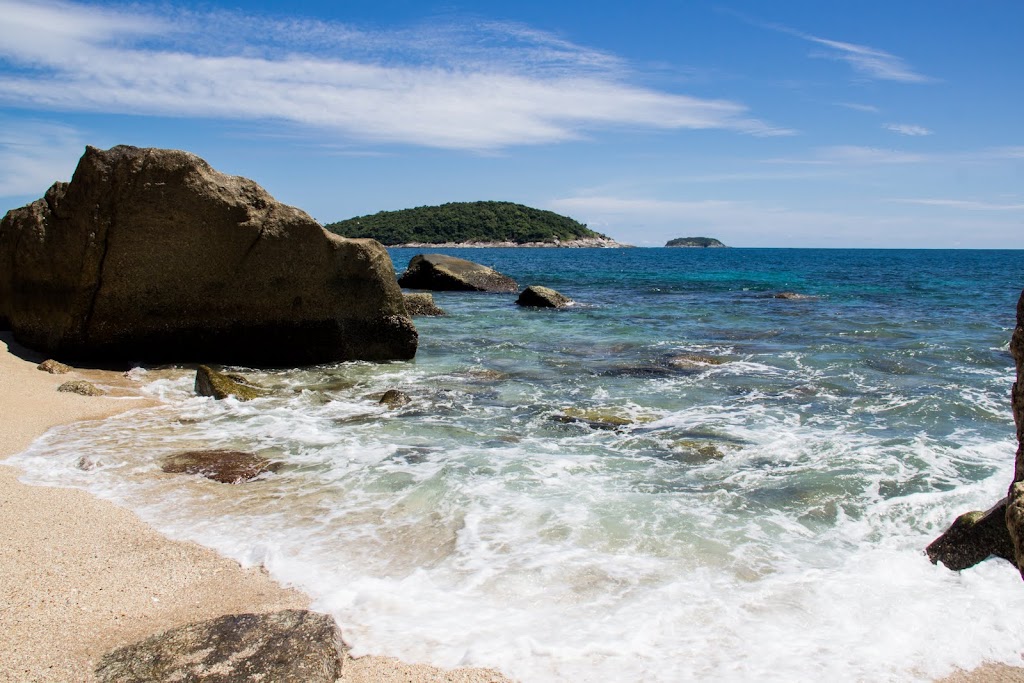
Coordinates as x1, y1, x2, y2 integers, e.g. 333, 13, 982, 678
398, 254, 518, 292
95, 610, 344, 683
1008, 289, 1024, 577
0, 145, 417, 366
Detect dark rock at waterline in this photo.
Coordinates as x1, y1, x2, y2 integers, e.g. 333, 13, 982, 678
666, 353, 725, 369
403, 292, 447, 316
398, 254, 518, 293
766, 291, 815, 300
0, 145, 416, 366
161, 449, 280, 483
1009, 288, 1024, 577
379, 389, 412, 408
195, 365, 267, 401
553, 408, 633, 431
516, 285, 573, 309
94, 610, 344, 683
37, 359, 71, 374
926, 499, 1016, 570
57, 380, 104, 396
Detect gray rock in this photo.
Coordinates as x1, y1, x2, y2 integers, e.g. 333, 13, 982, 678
0, 145, 417, 366
398, 254, 517, 292
403, 292, 446, 316
379, 389, 411, 408
37, 359, 72, 374
161, 449, 281, 483
57, 380, 104, 396
516, 285, 573, 308
94, 609, 344, 683
926, 498, 1016, 570
195, 365, 267, 401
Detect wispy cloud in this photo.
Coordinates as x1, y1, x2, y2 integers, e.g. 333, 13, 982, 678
891, 198, 1024, 211
0, 119, 85, 197
883, 123, 932, 136
837, 102, 881, 114
0, 0, 790, 151
764, 145, 933, 166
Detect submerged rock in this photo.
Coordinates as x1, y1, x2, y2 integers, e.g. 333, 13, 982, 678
403, 292, 447, 316
0, 145, 416, 366
161, 449, 280, 483
94, 610, 344, 683
666, 353, 725, 369
926, 499, 1016, 570
37, 359, 71, 374
554, 407, 633, 430
516, 285, 573, 309
195, 365, 267, 401
57, 380, 104, 396
398, 254, 518, 292
379, 389, 412, 408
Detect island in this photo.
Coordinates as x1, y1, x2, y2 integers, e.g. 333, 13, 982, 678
666, 237, 727, 248
324, 201, 625, 247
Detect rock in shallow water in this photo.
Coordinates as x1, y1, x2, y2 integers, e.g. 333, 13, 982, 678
195, 365, 267, 401
161, 449, 281, 483
926, 499, 1016, 570
94, 609, 344, 683
0, 145, 416, 366
398, 253, 518, 292
403, 292, 447, 316
516, 285, 573, 308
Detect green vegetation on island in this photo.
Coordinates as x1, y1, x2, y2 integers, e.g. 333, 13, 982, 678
665, 237, 727, 248
324, 201, 610, 245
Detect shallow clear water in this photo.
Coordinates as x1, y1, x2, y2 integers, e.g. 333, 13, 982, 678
12, 248, 1024, 682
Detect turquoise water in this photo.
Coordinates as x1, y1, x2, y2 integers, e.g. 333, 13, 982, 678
12, 248, 1024, 682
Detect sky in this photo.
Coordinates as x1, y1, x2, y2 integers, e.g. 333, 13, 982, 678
0, 0, 1021, 248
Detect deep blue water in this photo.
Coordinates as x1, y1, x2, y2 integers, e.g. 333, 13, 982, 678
13, 248, 1024, 682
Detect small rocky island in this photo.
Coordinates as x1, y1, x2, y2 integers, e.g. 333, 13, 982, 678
666, 237, 727, 248
325, 201, 625, 247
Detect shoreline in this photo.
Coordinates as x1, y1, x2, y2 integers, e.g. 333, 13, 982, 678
0, 331, 1020, 682
0, 332, 512, 683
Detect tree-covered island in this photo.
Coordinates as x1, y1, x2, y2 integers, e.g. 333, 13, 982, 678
665, 237, 727, 248
324, 201, 623, 247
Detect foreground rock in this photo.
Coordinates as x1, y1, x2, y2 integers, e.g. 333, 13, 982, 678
926, 499, 1015, 570
37, 359, 71, 374
0, 145, 416, 366
57, 380, 104, 396
929, 287, 1024, 577
195, 365, 267, 401
398, 254, 518, 292
161, 449, 281, 483
403, 292, 446, 316
516, 285, 573, 308
379, 389, 412, 408
95, 610, 344, 683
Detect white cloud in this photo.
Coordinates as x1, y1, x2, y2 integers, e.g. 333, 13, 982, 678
891, 198, 1024, 211
764, 145, 932, 166
805, 36, 933, 83
0, 0, 790, 151
837, 102, 881, 113
883, 123, 932, 136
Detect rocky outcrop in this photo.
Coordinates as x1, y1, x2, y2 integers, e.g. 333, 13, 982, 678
0, 145, 416, 366
95, 610, 344, 683
928, 288, 1024, 577
195, 365, 267, 401
1008, 289, 1024, 576
37, 359, 71, 374
398, 254, 518, 293
57, 380, 104, 396
379, 389, 411, 408
516, 285, 573, 309
161, 449, 281, 483
403, 292, 446, 316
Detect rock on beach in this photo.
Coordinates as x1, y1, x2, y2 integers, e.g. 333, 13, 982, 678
0, 145, 417, 366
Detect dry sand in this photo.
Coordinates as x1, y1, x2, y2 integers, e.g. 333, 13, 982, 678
0, 333, 511, 683
1, 331, 1019, 683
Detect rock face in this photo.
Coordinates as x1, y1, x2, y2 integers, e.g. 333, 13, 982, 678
516, 285, 573, 309
929, 287, 1024, 577
1008, 289, 1024, 577
161, 449, 280, 483
398, 254, 518, 293
94, 610, 344, 683
0, 145, 416, 366
403, 292, 446, 316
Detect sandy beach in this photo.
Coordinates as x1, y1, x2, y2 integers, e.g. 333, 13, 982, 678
0, 332, 511, 683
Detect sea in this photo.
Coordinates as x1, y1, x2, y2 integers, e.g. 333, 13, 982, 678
11, 247, 1024, 682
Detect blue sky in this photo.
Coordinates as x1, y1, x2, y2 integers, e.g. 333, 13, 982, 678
0, 0, 1021, 247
